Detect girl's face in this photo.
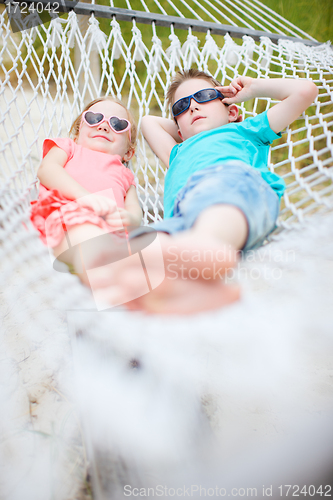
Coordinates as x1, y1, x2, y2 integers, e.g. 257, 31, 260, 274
76, 101, 133, 161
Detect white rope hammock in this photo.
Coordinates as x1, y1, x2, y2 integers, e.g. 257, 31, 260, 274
1, 2, 333, 497
1, 0, 332, 231
0, 0, 332, 336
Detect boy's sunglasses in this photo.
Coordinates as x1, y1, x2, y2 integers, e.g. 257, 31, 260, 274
172, 88, 224, 117
81, 111, 131, 140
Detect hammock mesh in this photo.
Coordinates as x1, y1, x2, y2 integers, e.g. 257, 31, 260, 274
0, 2, 333, 498
1, 0, 332, 232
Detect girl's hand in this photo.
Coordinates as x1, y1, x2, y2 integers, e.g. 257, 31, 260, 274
217, 76, 255, 105
76, 193, 117, 217
105, 207, 141, 229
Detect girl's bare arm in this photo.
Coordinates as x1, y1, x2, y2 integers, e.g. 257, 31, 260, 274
38, 146, 89, 199
105, 185, 142, 228
124, 185, 143, 226
38, 146, 117, 216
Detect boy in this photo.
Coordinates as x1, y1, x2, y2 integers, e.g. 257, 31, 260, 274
91, 70, 318, 314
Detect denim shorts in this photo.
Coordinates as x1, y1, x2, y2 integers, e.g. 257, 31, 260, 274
133, 162, 280, 251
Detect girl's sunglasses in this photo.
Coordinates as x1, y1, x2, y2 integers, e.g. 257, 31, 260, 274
81, 111, 131, 141
172, 88, 224, 117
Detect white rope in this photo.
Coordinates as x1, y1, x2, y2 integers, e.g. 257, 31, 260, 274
158, 0, 185, 19
201, 0, 254, 30
179, 0, 222, 26
147, 0, 168, 16
0, 9, 332, 493
86, 15, 107, 52
173, 0, 204, 22
248, 0, 318, 41
221, 0, 272, 32
0, 6, 332, 291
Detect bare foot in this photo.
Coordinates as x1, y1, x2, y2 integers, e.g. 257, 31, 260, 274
81, 231, 241, 314
116, 274, 240, 315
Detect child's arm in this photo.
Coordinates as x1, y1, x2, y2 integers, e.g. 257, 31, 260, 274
123, 185, 143, 226
219, 77, 318, 133
38, 146, 117, 216
141, 115, 181, 168
38, 145, 88, 199
105, 185, 142, 229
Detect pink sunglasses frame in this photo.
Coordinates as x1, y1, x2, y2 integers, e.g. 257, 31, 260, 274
80, 111, 132, 142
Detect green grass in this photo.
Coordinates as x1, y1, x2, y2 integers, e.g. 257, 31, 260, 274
97, 0, 333, 46
259, 0, 333, 43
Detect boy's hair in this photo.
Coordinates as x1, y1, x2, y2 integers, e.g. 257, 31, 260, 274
69, 96, 137, 152
166, 69, 222, 111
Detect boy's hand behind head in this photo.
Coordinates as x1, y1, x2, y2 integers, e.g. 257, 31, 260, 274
217, 76, 256, 105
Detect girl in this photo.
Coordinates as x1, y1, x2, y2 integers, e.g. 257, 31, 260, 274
31, 96, 142, 281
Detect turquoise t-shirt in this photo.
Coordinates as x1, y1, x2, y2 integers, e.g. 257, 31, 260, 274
164, 110, 286, 218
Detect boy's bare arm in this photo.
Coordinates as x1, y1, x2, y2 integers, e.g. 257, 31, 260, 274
141, 115, 181, 168
219, 77, 318, 133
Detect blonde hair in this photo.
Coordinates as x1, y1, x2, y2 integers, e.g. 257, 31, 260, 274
69, 96, 137, 154
166, 69, 225, 120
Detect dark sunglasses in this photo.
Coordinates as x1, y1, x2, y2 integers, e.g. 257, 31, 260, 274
172, 88, 225, 117
81, 111, 131, 140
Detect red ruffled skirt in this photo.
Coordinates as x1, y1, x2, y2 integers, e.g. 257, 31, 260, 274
30, 186, 116, 248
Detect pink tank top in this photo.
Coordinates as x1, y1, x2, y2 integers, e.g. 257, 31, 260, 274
43, 137, 135, 207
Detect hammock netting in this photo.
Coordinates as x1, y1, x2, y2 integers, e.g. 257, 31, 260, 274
1, 0, 333, 234
0, 2, 333, 497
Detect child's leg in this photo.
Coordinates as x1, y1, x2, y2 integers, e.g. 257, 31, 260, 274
53, 223, 127, 283
85, 166, 278, 314
53, 223, 108, 259
189, 204, 248, 250
87, 219, 241, 315
123, 206, 244, 313
59, 165, 277, 314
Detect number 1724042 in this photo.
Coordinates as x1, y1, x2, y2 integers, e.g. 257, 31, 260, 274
5, 2, 60, 15
278, 485, 331, 497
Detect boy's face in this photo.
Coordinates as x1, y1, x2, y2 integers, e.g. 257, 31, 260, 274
174, 78, 238, 141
